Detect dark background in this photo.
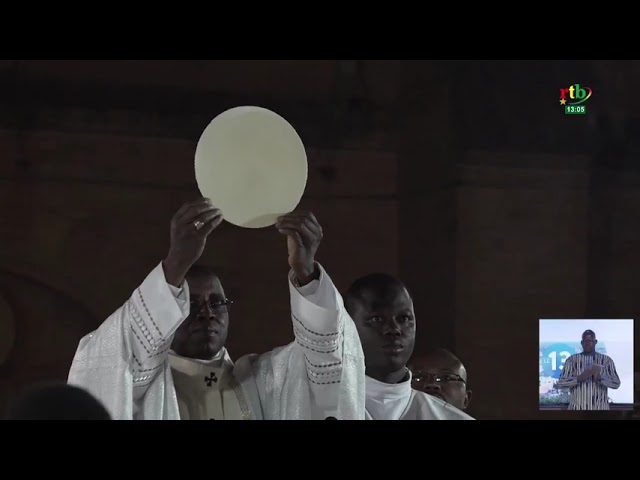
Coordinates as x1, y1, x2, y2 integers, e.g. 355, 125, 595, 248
0, 60, 638, 419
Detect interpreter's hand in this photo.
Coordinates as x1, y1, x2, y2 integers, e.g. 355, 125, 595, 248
577, 368, 593, 382
163, 198, 223, 287
276, 211, 322, 286
592, 364, 602, 380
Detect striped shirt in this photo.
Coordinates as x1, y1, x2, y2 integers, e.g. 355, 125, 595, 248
557, 352, 621, 410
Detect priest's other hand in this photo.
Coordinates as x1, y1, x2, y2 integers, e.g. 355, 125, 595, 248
163, 198, 223, 287
276, 211, 322, 286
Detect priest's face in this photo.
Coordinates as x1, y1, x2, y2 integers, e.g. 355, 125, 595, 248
171, 273, 230, 360
350, 285, 416, 380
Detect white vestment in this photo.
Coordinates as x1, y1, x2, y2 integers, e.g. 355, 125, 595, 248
67, 262, 365, 420
364, 372, 475, 420
167, 349, 246, 420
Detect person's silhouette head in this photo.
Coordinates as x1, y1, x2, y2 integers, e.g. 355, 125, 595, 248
6, 383, 111, 420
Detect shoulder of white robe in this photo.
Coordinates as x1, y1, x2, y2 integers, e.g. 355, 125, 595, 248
231, 353, 263, 419
411, 390, 471, 418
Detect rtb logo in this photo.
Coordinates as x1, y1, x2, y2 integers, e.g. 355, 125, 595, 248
559, 83, 592, 115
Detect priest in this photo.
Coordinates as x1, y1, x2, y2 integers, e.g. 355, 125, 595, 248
68, 198, 364, 420
343, 273, 474, 420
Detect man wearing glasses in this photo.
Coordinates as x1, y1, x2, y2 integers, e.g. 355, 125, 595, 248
68, 198, 364, 420
409, 348, 472, 413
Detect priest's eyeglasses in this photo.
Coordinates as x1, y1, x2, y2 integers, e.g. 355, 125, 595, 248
190, 298, 234, 313
412, 372, 466, 385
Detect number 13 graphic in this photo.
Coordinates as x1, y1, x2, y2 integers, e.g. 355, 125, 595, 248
541, 343, 575, 378
548, 350, 570, 371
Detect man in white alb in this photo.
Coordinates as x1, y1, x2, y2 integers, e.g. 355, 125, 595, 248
68, 198, 365, 420
343, 273, 474, 420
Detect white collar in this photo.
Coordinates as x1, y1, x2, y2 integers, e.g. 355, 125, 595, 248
168, 347, 228, 366
365, 370, 412, 401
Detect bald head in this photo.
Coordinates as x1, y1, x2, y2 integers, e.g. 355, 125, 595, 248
413, 348, 468, 381
409, 348, 471, 410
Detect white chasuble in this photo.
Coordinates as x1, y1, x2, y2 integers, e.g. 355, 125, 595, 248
168, 350, 250, 420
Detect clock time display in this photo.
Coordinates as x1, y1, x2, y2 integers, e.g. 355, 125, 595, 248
565, 105, 586, 115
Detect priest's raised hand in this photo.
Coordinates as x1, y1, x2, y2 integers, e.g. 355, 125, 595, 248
163, 198, 223, 287
276, 211, 323, 287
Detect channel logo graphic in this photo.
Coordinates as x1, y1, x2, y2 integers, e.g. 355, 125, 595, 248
559, 83, 592, 115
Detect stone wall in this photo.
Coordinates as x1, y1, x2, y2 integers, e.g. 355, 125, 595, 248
0, 60, 637, 419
